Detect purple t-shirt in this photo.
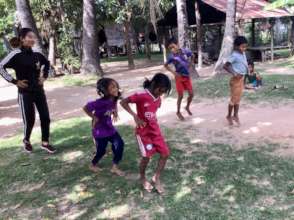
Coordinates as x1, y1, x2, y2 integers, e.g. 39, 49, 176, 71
165, 48, 193, 76
85, 98, 117, 138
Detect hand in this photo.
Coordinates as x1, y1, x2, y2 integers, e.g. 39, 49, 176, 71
16, 80, 28, 89
112, 111, 119, 123
173, 71, 180, 78
92, 116, 99, 128
38, 76, 46, 85
133, 115, 146, 128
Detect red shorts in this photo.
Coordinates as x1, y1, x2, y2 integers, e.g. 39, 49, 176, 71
175, 75, 193, 95
136, 129, 170, 158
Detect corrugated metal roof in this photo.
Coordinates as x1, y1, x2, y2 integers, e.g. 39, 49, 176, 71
202, 0, 291, 19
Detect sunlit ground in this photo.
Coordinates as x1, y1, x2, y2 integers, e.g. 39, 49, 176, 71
1, 117, 294, 219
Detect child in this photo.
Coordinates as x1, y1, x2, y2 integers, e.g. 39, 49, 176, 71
244, 61, 262, 90
120, 73, 171, 194
223, 36, 249, 126
83, 78, 125, 176
164, 38, 194, 121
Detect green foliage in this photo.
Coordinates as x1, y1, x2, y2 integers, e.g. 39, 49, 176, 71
266, 0, 294, 9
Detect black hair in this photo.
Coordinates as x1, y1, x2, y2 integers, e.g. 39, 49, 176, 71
19, 28, 34, 39
248, 60, 254, 67
166, 37, 178, 48
143, 73, 172, 95
9, 28, 34, 48
234, 36, 248, 47
96, 78, 121, 102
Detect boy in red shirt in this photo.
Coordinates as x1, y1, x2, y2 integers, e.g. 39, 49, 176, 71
120, 73, 171, 194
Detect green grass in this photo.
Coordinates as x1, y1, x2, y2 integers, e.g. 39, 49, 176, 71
1, 117, 294, 219
47, 74, 98, 87
276, 56, 294, 69
191, 74, 294, 103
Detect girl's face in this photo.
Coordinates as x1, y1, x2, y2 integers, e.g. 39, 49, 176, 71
238, 43, 247, 53
107, 80, 119, 97
21, 31, 36, 48
153, 87, 167, 98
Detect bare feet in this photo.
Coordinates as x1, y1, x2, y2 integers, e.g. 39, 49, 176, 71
152, 176, 165, 194
141, 179, 153, 193
110, 165, 125, 176
226, 116, 233, 126
89, 164, 102, 173
232, 116, 241, 126
185, 106, 193, 116
177, 112, 185, 121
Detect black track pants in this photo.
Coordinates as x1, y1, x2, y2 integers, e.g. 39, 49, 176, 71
18, 91, 50, 142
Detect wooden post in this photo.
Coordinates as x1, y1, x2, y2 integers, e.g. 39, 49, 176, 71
251, 19, 255, 47
270, 19, 275, 62
195, 0, 202, 69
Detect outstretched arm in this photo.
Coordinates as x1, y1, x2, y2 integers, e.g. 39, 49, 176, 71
164, 63, 178, 77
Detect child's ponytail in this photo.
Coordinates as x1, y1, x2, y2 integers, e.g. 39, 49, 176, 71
143, 78, 152, 89
9, 37, 21, 48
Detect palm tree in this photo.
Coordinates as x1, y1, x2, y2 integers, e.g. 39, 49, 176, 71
214, 0, 236, 75
15, 0, 45, 53
81, 0, 103, 75
176, 0, 189, 48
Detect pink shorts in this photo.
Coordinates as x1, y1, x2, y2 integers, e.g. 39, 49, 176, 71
136, 131, 170, 158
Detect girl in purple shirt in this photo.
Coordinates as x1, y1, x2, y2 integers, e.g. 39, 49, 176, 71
83, 78, 124, 176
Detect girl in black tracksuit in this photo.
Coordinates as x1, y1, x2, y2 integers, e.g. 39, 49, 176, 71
0, 28, 55, 153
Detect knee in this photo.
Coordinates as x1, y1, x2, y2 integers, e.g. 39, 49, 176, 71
178, 94, 184, 99
188, 92, 194, 98
41, 115, 50, 124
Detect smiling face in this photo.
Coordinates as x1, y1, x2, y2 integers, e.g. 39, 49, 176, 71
238, 43, 247, 53
107, 80, 119, 98
20, 31, 36, 48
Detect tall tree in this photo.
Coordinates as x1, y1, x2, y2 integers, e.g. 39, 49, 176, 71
176, 0, 188, 48
15, 0, 45, 53
118, 0, 135, 69
195, 0, 202, 69
81, 0, 103, 75
213, 0, 236, 75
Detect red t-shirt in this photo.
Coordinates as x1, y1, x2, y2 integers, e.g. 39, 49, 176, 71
128, 89, 161, 135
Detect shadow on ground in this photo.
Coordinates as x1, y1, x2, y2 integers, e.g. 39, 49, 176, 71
1, 118, 294, 219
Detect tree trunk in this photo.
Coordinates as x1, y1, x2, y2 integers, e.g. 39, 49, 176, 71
15, 0, 46, 54
291, 16, 294, 55
176, 0, 189, 48
81, 0, 103, 75
48, 35, 56, 66
195, 0, 202, 69
213, 0, 236, 75
145, 24, 151, 60
2, 35, 12, 52
124, 21, 135, 69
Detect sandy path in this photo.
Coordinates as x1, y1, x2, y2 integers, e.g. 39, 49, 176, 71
1, 61, 294, 155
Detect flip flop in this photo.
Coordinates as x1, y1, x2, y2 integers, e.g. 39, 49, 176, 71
151, 176, 165, 194
142, 180, 153, 193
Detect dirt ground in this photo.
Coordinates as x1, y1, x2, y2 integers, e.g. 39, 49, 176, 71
1, 60, 294, 155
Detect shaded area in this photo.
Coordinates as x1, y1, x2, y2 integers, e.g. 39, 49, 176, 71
1, 118, 294, 219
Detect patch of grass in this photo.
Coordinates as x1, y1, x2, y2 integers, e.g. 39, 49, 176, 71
47, 74, 98, 87
1, 117, 294, 219
275, 56, 294, 69
192, 74, 294, 103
